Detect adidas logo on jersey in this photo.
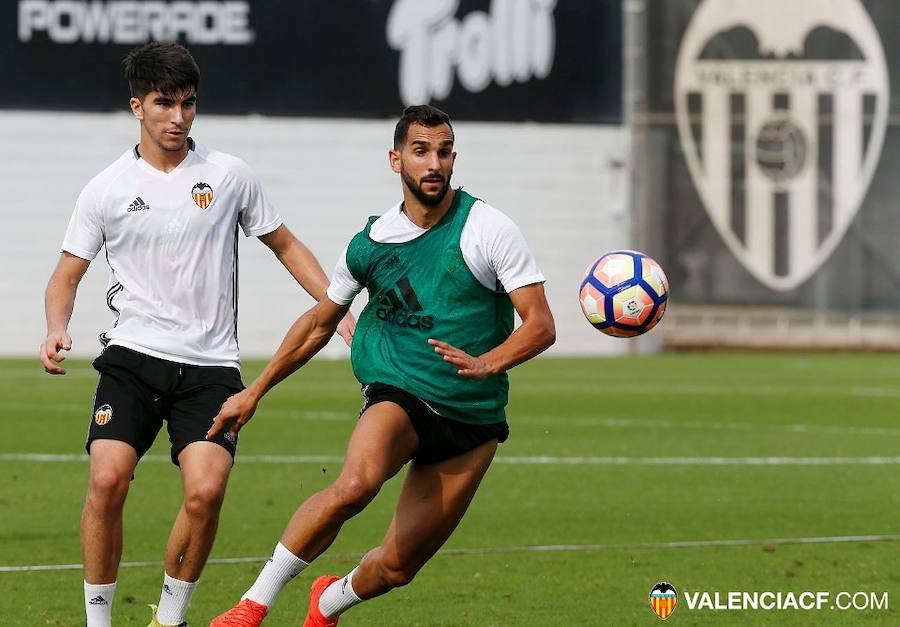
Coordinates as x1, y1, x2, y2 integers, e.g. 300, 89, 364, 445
376, 277, 434, 330
126, 197, 150, 212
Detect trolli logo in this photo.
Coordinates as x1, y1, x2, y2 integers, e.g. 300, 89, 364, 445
674, 0, 889, 291
386, 0, 557, 106
191, 182, 214, 210
126, 196, 150, 213
650, 582, 678, 620
376, 277, 434, 330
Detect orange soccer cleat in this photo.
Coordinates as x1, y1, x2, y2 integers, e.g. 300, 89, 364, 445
209, 598, 268, 627
302, 576, 342, 627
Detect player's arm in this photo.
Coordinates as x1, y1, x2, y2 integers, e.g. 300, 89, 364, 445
429, 282, 556, 379
207, 296, 350, 438
41, 252, 91, 375
258, 224, 357, 345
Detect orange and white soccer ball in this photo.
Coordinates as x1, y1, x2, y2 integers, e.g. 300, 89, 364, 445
579, 250, 669, 337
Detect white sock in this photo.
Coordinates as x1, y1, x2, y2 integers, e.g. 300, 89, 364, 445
155, 572, 197, 625
242, 542, 309, 608
84, 581, 116, 627
318, 567, 363, 618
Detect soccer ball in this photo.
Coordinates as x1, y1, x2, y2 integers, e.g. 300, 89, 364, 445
579, 250, 669, 337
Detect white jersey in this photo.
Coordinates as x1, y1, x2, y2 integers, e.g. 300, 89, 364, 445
327, 197, 544, 305
61, 140, 281, 368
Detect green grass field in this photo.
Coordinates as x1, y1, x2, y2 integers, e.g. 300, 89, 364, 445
2, 353, 899, 626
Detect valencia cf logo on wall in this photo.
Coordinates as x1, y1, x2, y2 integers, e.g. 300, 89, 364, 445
191, 182, 214, 210
674, 0, 889, 291
649, 582, 678, 620
94, 404, 113, 426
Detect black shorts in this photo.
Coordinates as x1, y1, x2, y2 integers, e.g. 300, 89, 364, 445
87, 345, 244, 465
361, 382, 509, 465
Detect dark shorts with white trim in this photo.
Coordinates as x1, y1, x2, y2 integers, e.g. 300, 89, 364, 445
87, 345, 244, 466
361, 382, 509, 465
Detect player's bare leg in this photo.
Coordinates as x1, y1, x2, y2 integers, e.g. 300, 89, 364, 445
212, 402, 418, 626
305, 438, 497, 624
354, 438, 496, 596
164, 441, 232, 579
151, 441, 231, 625
279, 401, 419, 559
82, 440, 137, 582
82, 439, 137, 625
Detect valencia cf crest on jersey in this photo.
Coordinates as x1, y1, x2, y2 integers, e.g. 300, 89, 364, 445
191, 182, 214, 210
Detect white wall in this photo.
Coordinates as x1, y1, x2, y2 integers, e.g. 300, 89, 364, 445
0, 111, 630, 361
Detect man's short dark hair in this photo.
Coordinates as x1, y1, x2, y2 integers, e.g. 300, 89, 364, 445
123, 42, 200, 101
393, 105, 454, 149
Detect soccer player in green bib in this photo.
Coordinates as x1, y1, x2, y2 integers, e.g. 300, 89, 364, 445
209, 105, 556, 627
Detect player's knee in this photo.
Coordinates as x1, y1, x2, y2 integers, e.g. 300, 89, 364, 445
87, 469, 129, 507
331, 475, 380, 515
184, 480, 227, 517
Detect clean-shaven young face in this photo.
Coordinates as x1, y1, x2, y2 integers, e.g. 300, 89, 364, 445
131, 88, 197, 153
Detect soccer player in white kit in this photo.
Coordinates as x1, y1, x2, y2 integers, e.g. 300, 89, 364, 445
38, 42, 353, 627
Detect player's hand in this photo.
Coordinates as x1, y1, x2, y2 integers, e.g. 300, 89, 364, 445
428, 339, 494, 380
207, 389, 260, 439
336, 311, 357, 347
40, 331, 73, 375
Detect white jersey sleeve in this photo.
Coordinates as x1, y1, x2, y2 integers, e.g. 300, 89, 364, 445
61, 181, 105, 261
462, 201, 545, 293
326, 245, 364, 305
231, 159, 282, 237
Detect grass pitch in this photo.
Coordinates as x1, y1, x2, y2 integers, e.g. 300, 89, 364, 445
1, 353, 899, 625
